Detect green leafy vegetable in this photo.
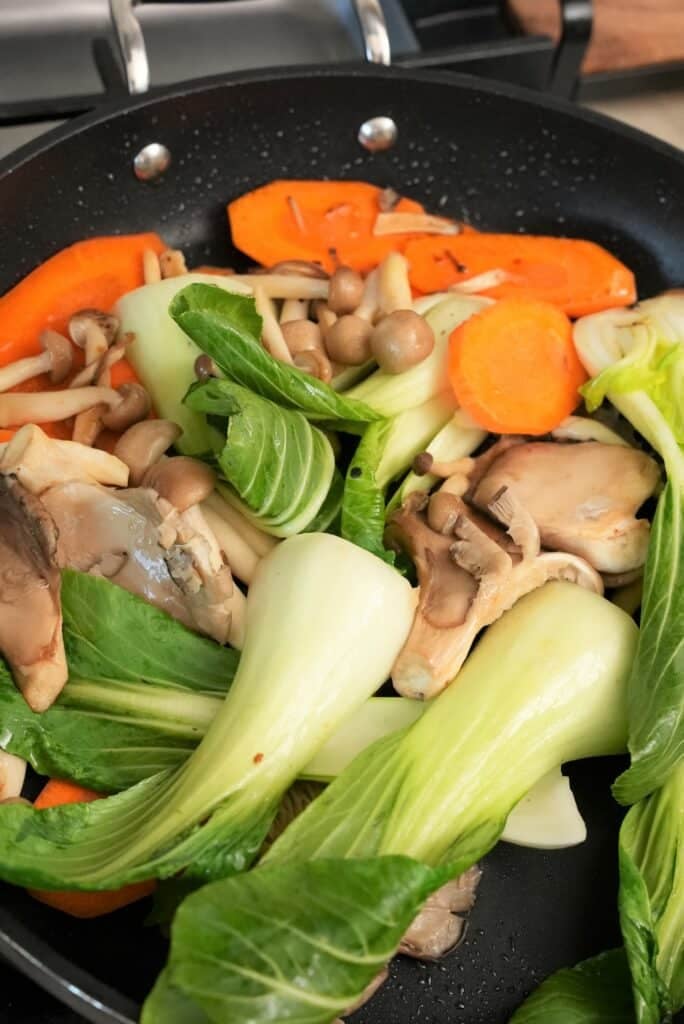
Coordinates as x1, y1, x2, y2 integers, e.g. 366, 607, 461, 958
186, 378, 335, 537
341, 419, 396, 564
508, 949, 636, 1024
574, 294, 684, 803
619, 762, 684, 1023
303, 468, 344, 534
61, 570, 237, 693
0, 535, 415, 890
169, 283, 380, 425
142, 857, 441, 1024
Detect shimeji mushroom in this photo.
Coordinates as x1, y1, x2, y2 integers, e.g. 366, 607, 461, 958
0, 330, 72, 392
69, 308, 118, 366
0, 385, 124, 428
324, 268, 379, 365
142, 457, 216, 513
370, 309, 435, 374
327, 266, 364, 315
0, 476, 67, 712
113, 419, 183, 484
0, 424, 129, 493
388, 490, 602, 700
470, 441, 661, 575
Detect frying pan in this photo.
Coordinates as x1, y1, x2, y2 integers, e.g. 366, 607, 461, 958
0, 66, 683, 1024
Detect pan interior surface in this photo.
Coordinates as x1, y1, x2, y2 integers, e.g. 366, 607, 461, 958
0, 67, 683, 1024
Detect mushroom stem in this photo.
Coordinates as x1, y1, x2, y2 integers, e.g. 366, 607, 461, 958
201, 503, 261, 584
0, 351, 52, 392
226, 582, 247, 649
253, 285, 295, 364
233, 275, 329, 300
0, 751, 27, 802
206, 489, 278, 558
0, 386, 122, 427
113, 419, 183, 485
412, 452, 475, 479
143, 249, 162, 284
72, 403, 108, 446
378, 252, 412, 315
0, 424, 129, 493
280, 298, 309, 324
373, 212, 460, 236
354, 268, 380, 322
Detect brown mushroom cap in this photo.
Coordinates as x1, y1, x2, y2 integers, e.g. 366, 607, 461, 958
40, 330, 73, 384
327, 266, 364, 316
370, 309, 435, 374
101, 383, 151, 432
143, 457, 216, 511
267, 259, 329, 279
293, 348, 333, 383
68, 309, 119, 348
324, 314, 373, 365
113, 419, 182, 485
281, 319, 324, 356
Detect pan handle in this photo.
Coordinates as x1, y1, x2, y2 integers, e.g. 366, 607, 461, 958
109, 0, 392, 96
352, 0, 391, 66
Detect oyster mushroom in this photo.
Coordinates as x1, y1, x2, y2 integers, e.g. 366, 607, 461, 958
41, 481, 243, 647
0, 424, 129, 493
399, 865, 483, 960
0, 476, 67, 711
388, 490, 602, 699
471, 441, 660, 575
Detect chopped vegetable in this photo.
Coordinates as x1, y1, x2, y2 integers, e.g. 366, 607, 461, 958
0, 535, 416, 890
575, 294, 684, 803
509, 949, 635, 1023
405, 233, 636, 317
447, 298, 587, 434
0, 235, 165, 369
30, 778, 156, 918
228, 180, 425, 273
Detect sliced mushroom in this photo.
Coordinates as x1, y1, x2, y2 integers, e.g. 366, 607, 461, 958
0, 424, 129, 493
399, 865, 482, 960
388, 491, 602, 699
0, 751, 27, 802
0, 330, 73, 393
471, 441, 661, 575
41, 481, 242, 647
0, 476, 66, 711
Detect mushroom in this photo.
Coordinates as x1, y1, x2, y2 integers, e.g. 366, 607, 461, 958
201, 502, 261, 584
413, 452, 475, 480
142, 457, 216, 512
0, 752, 27, 802
293, 348, 333, 383
281, 319, 325, 357
143, 248, 162, 284
159, 248, 188, 279
399, 865, 482, 960
253, 285, 295, 364
0, 424, 129, 493
0, 330, 73, 393
0, 475, 67, 711
327, 266, 364, 316
449, 268, 512, 294
41, 481, 243, 647
113, 419, 182, 485
378, 252, 412, 315
373, 211, 460, 236
69, 334, 132, 389
471, 441, 661, 575
101, 382, 151, 431
266, 259, 328, 279
280, 298, 309, 324
324, 313, 373, 365
233, 274, 329, 300
0, 385, 123, 427
370, 310, 435, 374
69, 308, 118, 366
388, 490, 602, 699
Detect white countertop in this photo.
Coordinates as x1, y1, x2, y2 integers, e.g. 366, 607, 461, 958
587, 87, 684, 149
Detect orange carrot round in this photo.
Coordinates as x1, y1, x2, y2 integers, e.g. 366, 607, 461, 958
30, 779, 156, 918
228, 180, 425, 274
0, 233, 165, 369
405, 233, 636, 317
447, 299, 587, 435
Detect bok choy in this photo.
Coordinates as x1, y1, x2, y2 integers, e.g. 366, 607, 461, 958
142, 582, 636, 1024
574, 294, 684, 803
0, 534, 416, 890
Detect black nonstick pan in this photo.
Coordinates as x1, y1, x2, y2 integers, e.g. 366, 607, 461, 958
0, 66, 683, 1024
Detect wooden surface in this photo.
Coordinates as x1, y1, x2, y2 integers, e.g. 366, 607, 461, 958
508, 0, 684, 74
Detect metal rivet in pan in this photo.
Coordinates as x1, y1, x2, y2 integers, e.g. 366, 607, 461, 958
133, 143, 171, 182
357, 116, 398, 153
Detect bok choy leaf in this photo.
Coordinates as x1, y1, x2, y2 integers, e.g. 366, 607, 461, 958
574, 294, 684, 803
0, 535, 416, 890
186, 378, 335, 537
508, 949, 636, 1024
140, 583, 636, 1024
170, 283, 380, 425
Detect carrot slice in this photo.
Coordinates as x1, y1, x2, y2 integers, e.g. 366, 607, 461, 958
447, 299, 587, 435
30, 779, 155, 918
0, 233, 165, 368
228, 180, 425, 274
405, 233, 636, 317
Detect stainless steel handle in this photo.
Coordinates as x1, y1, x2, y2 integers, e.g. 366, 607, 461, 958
352, 0, 391, 66
109, 0, 149, 94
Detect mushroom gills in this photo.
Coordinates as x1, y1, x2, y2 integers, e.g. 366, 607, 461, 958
41, 481, 240, 646
471, 441, 660, 574
0, 476, 67, 712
